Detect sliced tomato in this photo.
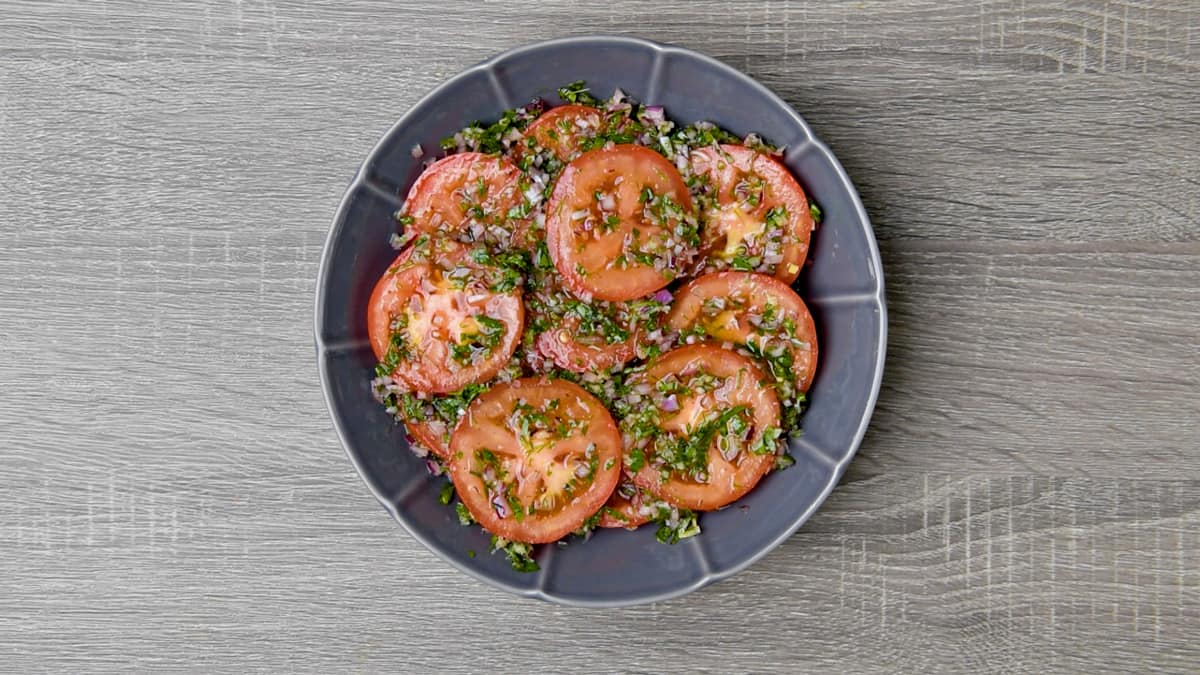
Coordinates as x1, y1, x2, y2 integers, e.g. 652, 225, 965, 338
399, 152, 529, 248
366, 241, 523, 394
689, 144, 814, 283
405, 418, 450, 459
546, 144, 698, 302
666, 271, 818, 396
597, 476, 660, 530
521, 104, 607, 164
524, 269, 670, 373
622, 344, 781, 511
448, 377, 622, 544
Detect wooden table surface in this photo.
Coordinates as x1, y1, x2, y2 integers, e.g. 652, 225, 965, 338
2, 1, 1198, 672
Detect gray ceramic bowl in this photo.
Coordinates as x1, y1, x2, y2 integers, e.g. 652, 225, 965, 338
316, 35, 886, 607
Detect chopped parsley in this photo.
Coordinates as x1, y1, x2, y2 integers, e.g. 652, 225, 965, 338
573, 510, 604, 538
373, 314, 412, 379
451, 314, 507, 365
656, 510, 701, 544
765, 205, 788, 230
626, 448, 647, 473
750, 426, 784, 455
455, 502, 476, 526
532, 241, 554, 270
743, 338, 805, 427
557, 80, 601, 107
491, 536, 540, 573
429, 383, 488, 422
440, 105, 536, 155
654, 406, 750, 480
563, 298, 630, 344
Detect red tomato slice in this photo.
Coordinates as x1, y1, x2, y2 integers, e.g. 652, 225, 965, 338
522, 104, 606, 163
597, 476, 660, 530
448, 377, 622, 544
546, 144, 698, 302
666, 271, 818, 395
524, 270, 671, 373
689, 144, 814, 283
366, 241, 523, 394
406, 418, 450, 459
399, 152, 528, 247
623, 344, 781, 511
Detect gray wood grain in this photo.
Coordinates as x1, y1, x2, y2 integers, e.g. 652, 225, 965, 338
1, 0, 1197, 672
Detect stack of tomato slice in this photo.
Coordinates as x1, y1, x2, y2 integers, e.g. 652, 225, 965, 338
367, 98, 819, 547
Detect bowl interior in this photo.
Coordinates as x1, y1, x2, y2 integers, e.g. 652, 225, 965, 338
316, 36, 885, 606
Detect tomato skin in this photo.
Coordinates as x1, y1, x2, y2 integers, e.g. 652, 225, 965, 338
405, 418, 450, 459
627, 344, 781, 511
366, 243, 524, 395
546, 144, 697, 302
597, 476, 657, 529
448, 377, 622, 544
534, 326, 637, 374
525, 271, 667, 373
400, 152, 526, 246
689, 144, 813, 283
367, 249, 411, 363
522, 105, 606, 163
666, 271, 818, 393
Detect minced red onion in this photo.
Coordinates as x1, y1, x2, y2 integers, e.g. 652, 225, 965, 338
410, 144, 424, 158
492, 496, 509, 518
652, 289, 672, 304
661, 394, 679, 412
642, 105, 665, 123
